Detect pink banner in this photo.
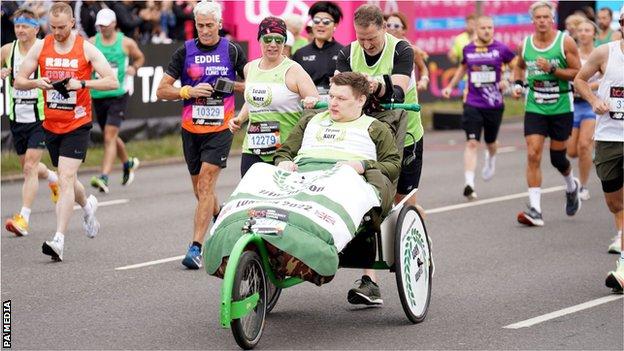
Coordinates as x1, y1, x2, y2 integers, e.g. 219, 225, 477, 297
220, 0, 549, 59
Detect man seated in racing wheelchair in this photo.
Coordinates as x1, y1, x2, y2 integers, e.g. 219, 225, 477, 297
205, 71, 401, 291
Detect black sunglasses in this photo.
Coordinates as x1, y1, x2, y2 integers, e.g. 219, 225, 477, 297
386, 23, 403, 30
312, 17, 334, 26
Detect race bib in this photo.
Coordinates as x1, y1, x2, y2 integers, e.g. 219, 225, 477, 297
192, 105, 225, 126
247, 121, 280, 155
12, 87, 38, 101
46, 90, 77, 110
470, 70, 496, 86
532, 80, 560, 104
609, 86, 624, 120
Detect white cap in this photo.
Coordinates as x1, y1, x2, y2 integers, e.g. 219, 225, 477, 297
95, 9, 116, 27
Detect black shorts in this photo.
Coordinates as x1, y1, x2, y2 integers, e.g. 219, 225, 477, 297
93, 93, 129, 130
524, 111, 573, 141
9, 121, 46, 155
397, 137, 424, 195
44, 123, 92, 167
181, 128, 233, 175
240, 153, 266, 177
462, 104, 503, 143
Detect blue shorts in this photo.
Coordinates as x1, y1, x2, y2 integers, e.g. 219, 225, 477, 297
573, 100, 596, 128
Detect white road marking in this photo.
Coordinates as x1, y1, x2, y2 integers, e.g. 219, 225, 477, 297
497, 146, 517, 154
115, 255, 185, 271
73, 199, 129, 210
503, 295, 624, 329
426, 186, 565, 214
115, 186, 567, 271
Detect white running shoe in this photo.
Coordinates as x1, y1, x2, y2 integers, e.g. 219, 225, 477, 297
83, 195, 100, 238
579, 186, 590, 201
42, 239, 64, 261
481, 151, 495, 181
608, 231, 622, 254
605, 260, 624, 293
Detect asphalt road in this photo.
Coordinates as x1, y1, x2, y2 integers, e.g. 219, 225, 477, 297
2, 122, 622, 350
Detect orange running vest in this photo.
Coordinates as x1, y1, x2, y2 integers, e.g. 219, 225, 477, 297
39, 34, 92, 133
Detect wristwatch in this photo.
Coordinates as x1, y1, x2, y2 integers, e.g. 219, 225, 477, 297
548, 66, 557, 74
80, 80, 86, 89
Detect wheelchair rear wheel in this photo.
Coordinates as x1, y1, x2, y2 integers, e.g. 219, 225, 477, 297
394, 205, 432, 323
231, 250, 267, 349
266, 281, 281, 313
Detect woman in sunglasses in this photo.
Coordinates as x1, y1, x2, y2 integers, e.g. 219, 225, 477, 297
384, 12, 430, 91
229, 16, 319, 176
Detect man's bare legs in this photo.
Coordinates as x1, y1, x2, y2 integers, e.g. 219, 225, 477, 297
183, 162, 221, 269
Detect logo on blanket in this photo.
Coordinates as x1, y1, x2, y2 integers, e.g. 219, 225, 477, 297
271, 168, 338, 193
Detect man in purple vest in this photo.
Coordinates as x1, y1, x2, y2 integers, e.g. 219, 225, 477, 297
157, 0, 247, 269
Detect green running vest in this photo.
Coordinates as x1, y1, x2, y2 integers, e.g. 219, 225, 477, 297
350, 33, 423, 146
522, 31, 573, 115
91, 32, 128, 99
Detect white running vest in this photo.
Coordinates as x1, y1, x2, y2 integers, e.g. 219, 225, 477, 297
595, 41, 624, 142
295, 112, 377, 162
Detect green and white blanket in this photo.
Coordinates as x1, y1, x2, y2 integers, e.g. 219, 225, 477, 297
204, 161, 381, 277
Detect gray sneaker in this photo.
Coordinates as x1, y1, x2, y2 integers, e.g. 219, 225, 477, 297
347, 275, 383, 306
565, 178, 582, 216
517, 206, 544, 226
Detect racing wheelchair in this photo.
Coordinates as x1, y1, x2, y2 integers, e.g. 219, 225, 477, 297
205, 102, 433, 349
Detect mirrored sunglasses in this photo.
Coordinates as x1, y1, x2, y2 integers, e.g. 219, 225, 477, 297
312, 17, 334, 26
261, 35, 285, 44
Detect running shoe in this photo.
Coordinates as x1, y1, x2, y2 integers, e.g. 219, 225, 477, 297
182, 245, 202, 269
347, 275, 383, 306
463, 185, 477, 200
517, 206, 544, 227
122, 157, 140, 186
90, 176, 110, 194
608, 231, 622, 254
565, 178, 582, 216
42, 238, 64, 261
83, 195, 100, 238
605, 261, 624, 293
578, 186, 590, 201
481, 151, 495, 181
5, 214, 28, 236
49, 181, 60, 203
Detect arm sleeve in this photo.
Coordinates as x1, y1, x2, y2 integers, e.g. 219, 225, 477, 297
335, 44, 352, 73
363, 120, 401, 183
229, 42, 248, 80
273, 113, 315, 164
391, 41, 414, 76
164, 45, 186, 80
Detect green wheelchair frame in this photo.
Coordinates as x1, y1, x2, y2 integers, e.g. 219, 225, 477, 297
207, 103, 433, 349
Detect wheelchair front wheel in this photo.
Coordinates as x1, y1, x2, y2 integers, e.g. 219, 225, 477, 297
394, 205, 432, 324
231, 250, 267, 349
266, 281, 282, 313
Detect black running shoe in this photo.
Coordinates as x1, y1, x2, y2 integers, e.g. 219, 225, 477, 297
463, 185, 477, 200
347, 275, 383, 306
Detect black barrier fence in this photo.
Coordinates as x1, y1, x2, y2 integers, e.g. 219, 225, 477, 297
1, 42, 465, 149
